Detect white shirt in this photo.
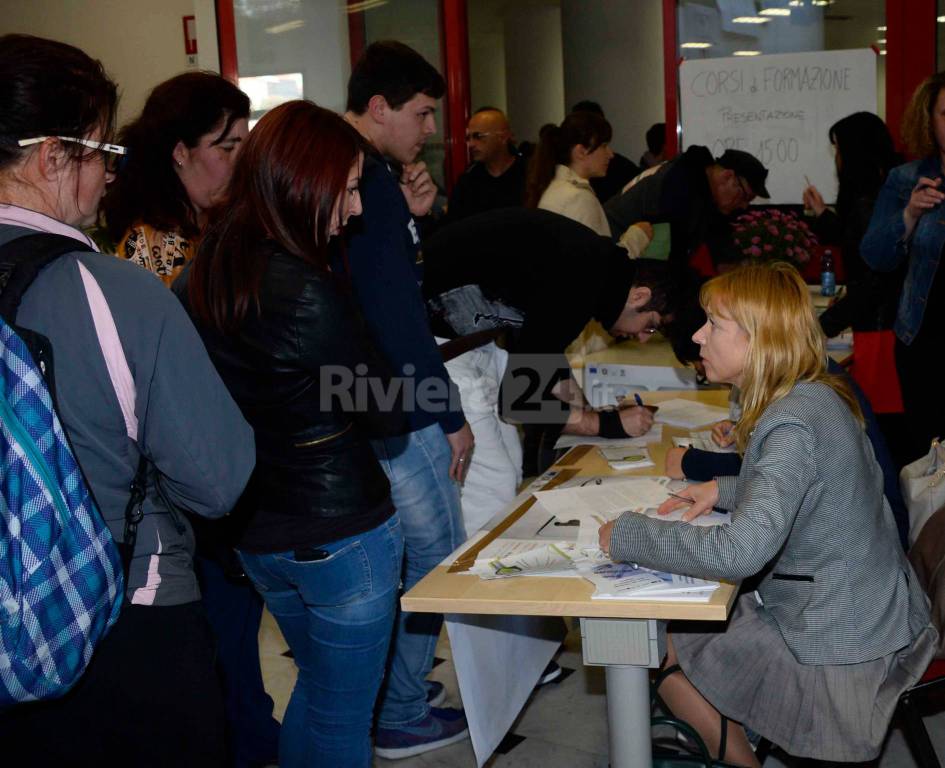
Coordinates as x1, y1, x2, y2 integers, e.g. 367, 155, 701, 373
537, 165, 611, 237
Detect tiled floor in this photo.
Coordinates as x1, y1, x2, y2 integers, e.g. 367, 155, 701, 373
259, 611, 945, 767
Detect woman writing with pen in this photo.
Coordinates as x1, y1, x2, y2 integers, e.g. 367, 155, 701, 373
598, 262, 935, 766
861, 72, 945, 461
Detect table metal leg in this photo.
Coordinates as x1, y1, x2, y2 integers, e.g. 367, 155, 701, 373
606, 664, 653, 768
580, 617, 665, 768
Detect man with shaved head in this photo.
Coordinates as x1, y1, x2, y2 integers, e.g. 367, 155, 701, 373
443, 107, 526, 223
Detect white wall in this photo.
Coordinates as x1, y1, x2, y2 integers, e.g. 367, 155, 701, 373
469, 31, 508, 115
560, 0, 665, 165
0, 0, 218, 127
503, 2, 565, 143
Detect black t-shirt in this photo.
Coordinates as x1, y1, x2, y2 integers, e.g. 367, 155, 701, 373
422, 208, 635, 357
422, 208, 638, 428
443, 156, 527, 224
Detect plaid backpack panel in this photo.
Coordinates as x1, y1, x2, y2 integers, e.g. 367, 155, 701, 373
0, 316, 124, 707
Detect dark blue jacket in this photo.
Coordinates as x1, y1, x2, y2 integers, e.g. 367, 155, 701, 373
340, 153, 464, 435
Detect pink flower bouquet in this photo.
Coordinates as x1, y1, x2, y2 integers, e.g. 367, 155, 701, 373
732, 209, 817, 267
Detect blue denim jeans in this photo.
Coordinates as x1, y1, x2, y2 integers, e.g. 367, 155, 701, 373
238, 515, 403, 768
372, 423, 464, 727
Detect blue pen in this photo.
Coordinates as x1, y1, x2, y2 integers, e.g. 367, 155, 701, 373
634, 393, 644, 407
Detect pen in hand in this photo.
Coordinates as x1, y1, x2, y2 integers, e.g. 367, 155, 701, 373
624, 392, 658, 414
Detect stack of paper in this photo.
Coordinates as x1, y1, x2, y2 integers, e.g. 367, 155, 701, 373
581, 560, 719, 602
469, 539, 581, 579
597, 445, 655, 471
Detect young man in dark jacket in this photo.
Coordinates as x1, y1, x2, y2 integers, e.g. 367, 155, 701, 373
341, 41, 473, 759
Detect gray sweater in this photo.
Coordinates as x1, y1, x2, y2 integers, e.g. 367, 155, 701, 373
2, 224, 254, 606
611, 381, 931, 665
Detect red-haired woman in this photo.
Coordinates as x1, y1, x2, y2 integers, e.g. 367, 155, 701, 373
175, 100, 406, 768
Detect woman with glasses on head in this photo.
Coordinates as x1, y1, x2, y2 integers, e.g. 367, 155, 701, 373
176, 100, 406, 768
103, 71, 250, 286
599, 262, 935, 766
0, 35, 254, 766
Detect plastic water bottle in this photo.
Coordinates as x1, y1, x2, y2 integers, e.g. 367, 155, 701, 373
821, 249, 836, 297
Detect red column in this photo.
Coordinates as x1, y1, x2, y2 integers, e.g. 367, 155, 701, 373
886, 0, 936, 155
215, 0, 238, 83
662, 0, 679, 158
441, 0, 471, 191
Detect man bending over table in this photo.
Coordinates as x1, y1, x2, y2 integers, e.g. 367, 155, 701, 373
422, 207, 678, 534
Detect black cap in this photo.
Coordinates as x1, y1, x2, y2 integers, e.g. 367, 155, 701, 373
717, 149, 770, 199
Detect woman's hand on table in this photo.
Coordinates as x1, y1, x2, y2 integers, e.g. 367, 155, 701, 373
598, 520, 615, 556
657, 480, 719, 522
711, 419, 735, 448
619, 405, 654, 437
665, 446, 687, 479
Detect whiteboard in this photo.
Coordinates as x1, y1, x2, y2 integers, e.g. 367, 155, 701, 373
679, 49, 877, 205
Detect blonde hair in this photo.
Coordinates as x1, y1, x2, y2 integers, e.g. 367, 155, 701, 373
901, 71, 945, 158
699, 262, 862, 452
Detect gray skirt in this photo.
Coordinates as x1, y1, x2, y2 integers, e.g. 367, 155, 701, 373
673, 593, 938, 762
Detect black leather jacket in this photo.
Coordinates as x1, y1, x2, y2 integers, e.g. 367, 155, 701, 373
175, 243, 406, 552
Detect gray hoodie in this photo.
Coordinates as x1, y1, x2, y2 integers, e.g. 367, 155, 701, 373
2, 223, 255, 606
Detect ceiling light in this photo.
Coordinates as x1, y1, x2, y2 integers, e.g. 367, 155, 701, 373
879, 50, 887, 55
734, 50, 762, 56
788, 1, 803, 6
265, 19, 304, 34
346, 0, 388, 12
681, 42, 713, 49
733, 16, 770, 23
877, 38, 886, 44
877, 25, 887, 31
759, 8, 791, 16
939, 15, 945, 22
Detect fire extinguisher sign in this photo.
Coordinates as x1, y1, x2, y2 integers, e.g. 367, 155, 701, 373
183, 15, 198, 66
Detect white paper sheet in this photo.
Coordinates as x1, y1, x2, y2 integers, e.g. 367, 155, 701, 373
533, 477, 675, 518
469, 539, 580, 578
446, 614, 565, 767
654, 398, 730, 428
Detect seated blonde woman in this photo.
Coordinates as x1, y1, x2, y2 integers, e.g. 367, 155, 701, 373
600, 262, 936, 766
